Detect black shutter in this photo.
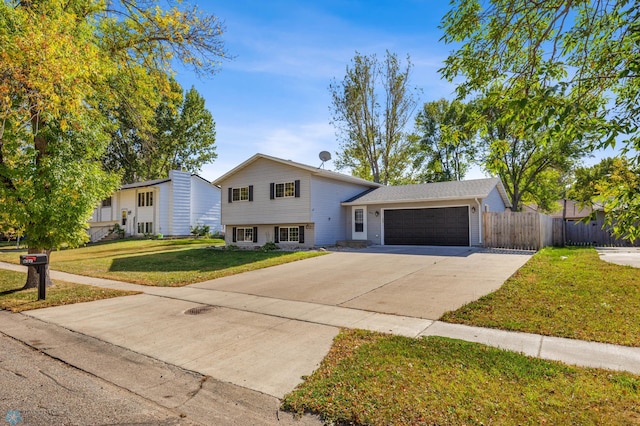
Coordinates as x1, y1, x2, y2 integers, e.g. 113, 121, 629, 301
295, 180, 300, 198
270, 182, 275, 199
248, 185, 253, 201
228, 187, 233, 203
253, 227, 258, 243
232, 227, 237, 242
274, 227, 279, 243
299, 226, 305, 244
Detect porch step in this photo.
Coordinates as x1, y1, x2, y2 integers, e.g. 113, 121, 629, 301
99, 232, 122, 242
336, 240, 372, 249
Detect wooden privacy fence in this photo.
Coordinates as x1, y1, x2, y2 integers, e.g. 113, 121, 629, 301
483, 211, 554, 250
561, 217, 640, 247
484, 211, 640, 250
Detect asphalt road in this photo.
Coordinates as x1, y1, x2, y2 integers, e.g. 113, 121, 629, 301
0, 312, 323, 426
0, 333, 192, 426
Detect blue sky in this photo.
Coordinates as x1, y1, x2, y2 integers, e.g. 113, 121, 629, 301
175, 1, 616, 183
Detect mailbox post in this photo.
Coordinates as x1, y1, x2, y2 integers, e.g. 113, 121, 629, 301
20, 254, 48, 300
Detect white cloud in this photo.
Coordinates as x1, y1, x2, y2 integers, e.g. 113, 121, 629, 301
258, 121, 337, 162
188, 1, 463, 183
200, 120, 339, 182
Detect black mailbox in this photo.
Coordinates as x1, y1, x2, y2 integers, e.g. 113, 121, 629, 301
20, 254, 49, 300
20, 254, 48, 266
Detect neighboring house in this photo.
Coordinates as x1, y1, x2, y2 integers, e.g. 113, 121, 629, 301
550, 199, 603, 221
547, 199, 630, 246
214, 153, 512, 248
88, 170, 221, 242
524, 199, 603, 221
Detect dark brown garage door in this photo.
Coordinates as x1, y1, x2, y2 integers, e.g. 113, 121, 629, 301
384, 207, 469, 246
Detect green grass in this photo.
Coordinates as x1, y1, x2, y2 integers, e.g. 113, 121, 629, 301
283, 329, 640, 425
0, 269, 139, 312
0, 240, 21, 248
441, 247, 640, 347
0, 239, 327, 287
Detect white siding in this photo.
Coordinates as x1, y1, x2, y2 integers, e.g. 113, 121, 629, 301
102, 207, 113, 221
170, 170, 191, 235
483, 186, 509, 213
310, 176, 372, 246
157, 182, 171, 236
119, 189, 136, 236
190, 176, 222, 233
220, 158, 312, 225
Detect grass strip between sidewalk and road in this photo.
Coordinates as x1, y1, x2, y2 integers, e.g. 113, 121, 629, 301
441, 246, 640, 347
0, 239, 327, 287
0, 269, 139, 312
283, 329, 640, 425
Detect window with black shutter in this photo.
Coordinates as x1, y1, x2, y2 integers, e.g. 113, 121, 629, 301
230, 186, 250, 202
271, 181, 299, 199
276, 226, 304, 243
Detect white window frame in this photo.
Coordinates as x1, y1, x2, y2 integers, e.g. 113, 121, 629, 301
232, 187, 249, 202
278, 226, 299, 242
351, 206, 367, 240
137, 221, 153, 234
275, 182, 295, 198
138, 191, 153, 207
236, 227, 254, 242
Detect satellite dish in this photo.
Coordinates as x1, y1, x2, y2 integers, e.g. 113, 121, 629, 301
319, 151, 331, 168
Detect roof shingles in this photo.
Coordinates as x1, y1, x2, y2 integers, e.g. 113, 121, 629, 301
342, 177, 510, 206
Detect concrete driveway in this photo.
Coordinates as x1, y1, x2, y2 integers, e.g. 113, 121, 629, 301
17, 246, 532, 400
597, 247, 640, 268
192, 246, 532, 319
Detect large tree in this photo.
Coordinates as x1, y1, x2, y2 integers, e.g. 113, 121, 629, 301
411, 99, 477, 182
568, 157, 640, 240
0, 0, 226, 288
104, 82, 217, 183
477, 85, 592, 212
330, 51, 418, 185
440, 0, 639, 237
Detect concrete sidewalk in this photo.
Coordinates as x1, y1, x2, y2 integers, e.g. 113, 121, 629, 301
1, 261, 640, 402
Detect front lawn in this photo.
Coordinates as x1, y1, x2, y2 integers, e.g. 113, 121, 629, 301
283, 329, 640, 425
0, 269, 139, 312
0, 239, 327, 286
442, 247, 640, 347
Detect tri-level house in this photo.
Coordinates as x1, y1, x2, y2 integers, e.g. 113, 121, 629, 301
88, 170, 222, 242
214, 153, 512, 248
213, 153, 381, 248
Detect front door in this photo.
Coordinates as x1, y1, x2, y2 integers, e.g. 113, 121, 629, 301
351, 206, 367, 240
121, 209, 128, 234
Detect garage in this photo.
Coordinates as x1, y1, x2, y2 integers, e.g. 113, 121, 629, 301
384, 206, 469, 246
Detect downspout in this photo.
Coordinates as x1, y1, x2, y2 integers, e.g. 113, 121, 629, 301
475, 198, 483, 245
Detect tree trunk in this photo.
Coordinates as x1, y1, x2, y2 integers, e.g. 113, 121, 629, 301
22, 248, 53, 289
